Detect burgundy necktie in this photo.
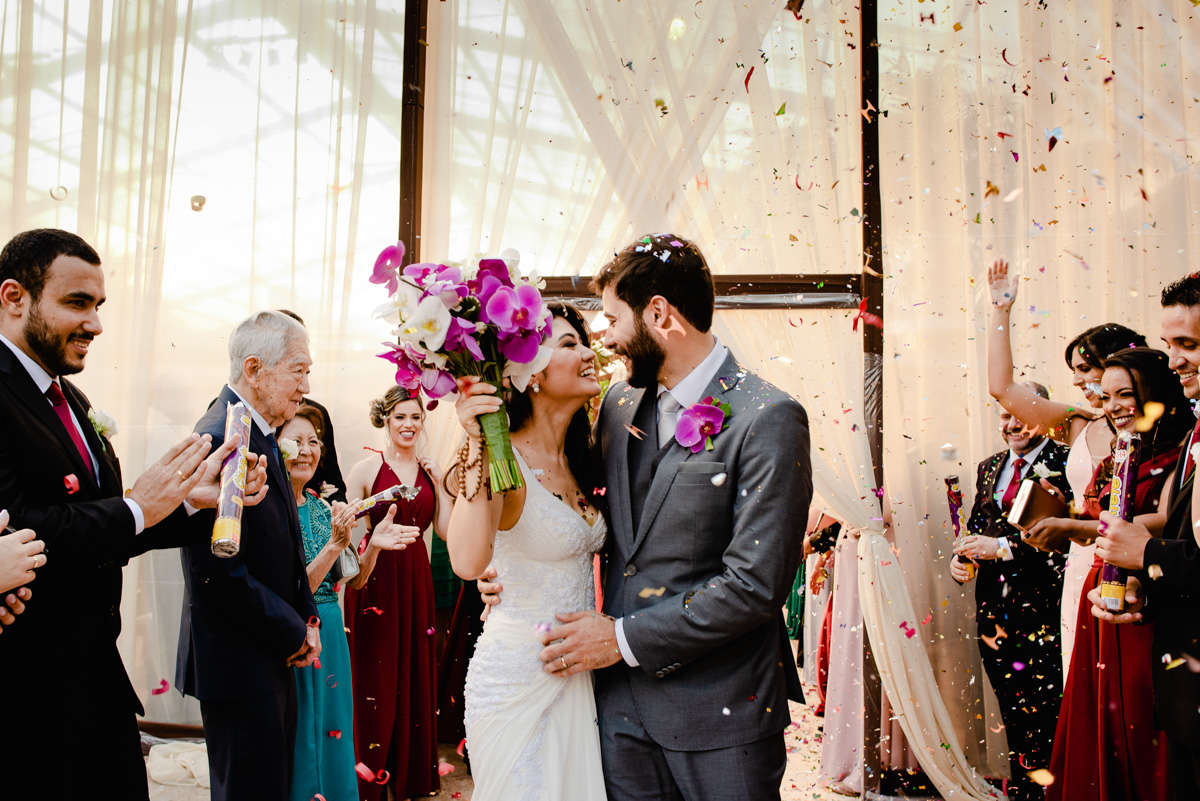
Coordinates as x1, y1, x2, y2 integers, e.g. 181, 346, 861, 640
46, 381, 95, 481
1000, 457, 1027, 510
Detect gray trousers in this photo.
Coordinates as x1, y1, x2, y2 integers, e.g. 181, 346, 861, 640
596, 668, 786, 801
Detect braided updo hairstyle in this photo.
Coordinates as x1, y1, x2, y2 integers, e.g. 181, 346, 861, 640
369, 385, 424, 428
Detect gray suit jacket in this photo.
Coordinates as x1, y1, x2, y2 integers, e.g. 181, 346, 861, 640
596, 353, 812, 750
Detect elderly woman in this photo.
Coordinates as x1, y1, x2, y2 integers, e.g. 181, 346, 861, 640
280, 403, 419, 801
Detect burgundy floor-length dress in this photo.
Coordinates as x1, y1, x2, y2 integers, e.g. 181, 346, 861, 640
1047, 448, 1177, 801
345, 459, 439, 800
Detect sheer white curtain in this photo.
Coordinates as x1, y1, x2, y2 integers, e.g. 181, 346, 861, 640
1, 0, 409, 723
879, 0, 1200, 786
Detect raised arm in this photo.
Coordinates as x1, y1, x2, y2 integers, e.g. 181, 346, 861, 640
987, 259, 1090, 437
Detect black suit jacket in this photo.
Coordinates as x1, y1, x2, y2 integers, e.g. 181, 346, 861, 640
0, 341, 193, 781
965, 440, 1071, 635
1138, 443, 1200, 737
176, 385, 317, 701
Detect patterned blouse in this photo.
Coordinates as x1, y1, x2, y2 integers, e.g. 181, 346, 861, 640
297, 492, 339, 604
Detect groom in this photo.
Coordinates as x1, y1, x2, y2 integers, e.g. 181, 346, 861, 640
538, 234, 812, 800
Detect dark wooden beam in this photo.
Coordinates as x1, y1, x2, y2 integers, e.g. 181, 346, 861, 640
541, 273, 863, 310
860, 0, 886, 795
398, 0, 429, 262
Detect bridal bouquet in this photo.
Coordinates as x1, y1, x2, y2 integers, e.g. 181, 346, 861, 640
371, 241, 552, 493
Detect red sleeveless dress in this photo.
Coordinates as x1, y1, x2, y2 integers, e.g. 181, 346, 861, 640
1046, 447, 1177, 801
344, 458, 439, 799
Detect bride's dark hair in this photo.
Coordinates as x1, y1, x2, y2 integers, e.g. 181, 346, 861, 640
506, 302, 603, 504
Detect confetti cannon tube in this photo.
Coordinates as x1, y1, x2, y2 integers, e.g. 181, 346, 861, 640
1099, 431, 1140, 612
211, 402, 252, 557
350, 483, 419, 520
945, 475, 975, 580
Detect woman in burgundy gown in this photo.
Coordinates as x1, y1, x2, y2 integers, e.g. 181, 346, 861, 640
1030, 348, 1190, 801
344, 386, 454, 801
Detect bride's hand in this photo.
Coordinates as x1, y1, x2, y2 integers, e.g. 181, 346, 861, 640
455, 377, 503, 440
987, 259, 1017, 310
369, 505, 420, 550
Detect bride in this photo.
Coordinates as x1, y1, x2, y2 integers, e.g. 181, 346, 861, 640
446, 302, 608, 801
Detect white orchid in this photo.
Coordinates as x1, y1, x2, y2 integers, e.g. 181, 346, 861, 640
1031, 463, 1062, 480
87, 407, 118, 442
504, 345, 553, 392
278, 437, 299, 462
398, 295, 452, 351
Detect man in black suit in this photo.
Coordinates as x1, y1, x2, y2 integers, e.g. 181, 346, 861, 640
951, 385, 1071, 801
1089, 272, 1200, 795
0, 228, 264, 800
176, 310, 320, 801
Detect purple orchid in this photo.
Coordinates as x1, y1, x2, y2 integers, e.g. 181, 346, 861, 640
370, 242, 405, 295
378, 342, 423, 390
497, 329, 544, 363
420, 367, 457, 398
402, 262, 441, 284
470, 259, 515, 313
444, 316, 485, 361
675, 399, 728, 453
485, 283, 547, 335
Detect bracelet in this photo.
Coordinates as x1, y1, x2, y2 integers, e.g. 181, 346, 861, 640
452, 438, 490, 502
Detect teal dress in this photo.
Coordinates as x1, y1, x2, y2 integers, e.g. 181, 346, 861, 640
291, 494, 357, 801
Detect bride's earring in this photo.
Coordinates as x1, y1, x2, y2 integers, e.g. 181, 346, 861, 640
532, 382, 541, 393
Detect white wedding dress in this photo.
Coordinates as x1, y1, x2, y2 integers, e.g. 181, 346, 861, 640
464, 451, 609, 801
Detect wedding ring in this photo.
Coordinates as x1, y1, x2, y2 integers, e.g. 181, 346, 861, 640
176, 470, 185, 479
559, 656, 568, 670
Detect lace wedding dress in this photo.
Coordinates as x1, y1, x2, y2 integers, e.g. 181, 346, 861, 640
463, 451, 608, 801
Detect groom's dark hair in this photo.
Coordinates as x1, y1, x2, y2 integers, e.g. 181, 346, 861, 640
591, 234, 714, 332
0, 228, 101, 301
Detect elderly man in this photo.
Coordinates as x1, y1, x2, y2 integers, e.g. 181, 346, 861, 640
952, 386, 1072, 801
176, 311, 320, 801
0, 228, 262, 800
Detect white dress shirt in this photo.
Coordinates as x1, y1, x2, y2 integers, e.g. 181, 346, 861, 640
992, 436, 1050, 506
616, 338, 729, 667
0, 331, 145, 533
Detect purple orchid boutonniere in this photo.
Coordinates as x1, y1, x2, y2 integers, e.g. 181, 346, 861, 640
675, 396, 731, 453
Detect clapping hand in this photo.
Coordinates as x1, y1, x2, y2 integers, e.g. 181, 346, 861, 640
0, 510, 45, 594
369, 505, 420, 551
329, 502, 354, 550
953, 534, 999, 561
127, 433, 214, 527
417, 455, 443, 487
987, 259, 1017, 310
185, 435, 271, 510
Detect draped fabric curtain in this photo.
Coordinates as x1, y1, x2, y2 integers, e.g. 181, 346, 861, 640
878, 0, 1200, 786
1, 0, 409, 723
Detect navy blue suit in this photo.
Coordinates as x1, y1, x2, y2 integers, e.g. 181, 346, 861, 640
176, 385, 317, 801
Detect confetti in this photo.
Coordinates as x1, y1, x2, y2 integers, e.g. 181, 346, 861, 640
1001, 48, 1015, 66
1147, 564, 1163, 579
363, 606, 384, 615
710, 472, 727, 486
326, 675, 339, 688
151, 679, 170, 695
625, 424, 646, 440
328, 730, 342, 739
638, 586, 667, 598
1029, 769, 1056, 787
438, 761, 456, 776
456, 738, 467, 757
744, 66, 755, 92
981, 624, 1007, 650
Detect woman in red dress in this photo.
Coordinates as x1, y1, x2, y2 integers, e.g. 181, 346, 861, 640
344, 386, 453, 800
1030, 348, 1191, 801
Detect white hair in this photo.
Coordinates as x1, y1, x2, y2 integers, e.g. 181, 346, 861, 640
228, 310, 308, 383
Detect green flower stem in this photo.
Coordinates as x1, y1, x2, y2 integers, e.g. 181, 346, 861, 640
479, 402, 523, 493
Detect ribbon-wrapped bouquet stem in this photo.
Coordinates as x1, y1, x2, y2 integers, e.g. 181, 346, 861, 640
370, 242, 552, 493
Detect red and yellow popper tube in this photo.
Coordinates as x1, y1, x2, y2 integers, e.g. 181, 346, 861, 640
211, 402, 252, 557
946, 475, 975, 580
1099, 431, 1141, 611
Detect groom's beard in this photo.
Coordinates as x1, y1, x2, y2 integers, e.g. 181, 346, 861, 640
25, 302, 88, 376
623, 318, 665, 389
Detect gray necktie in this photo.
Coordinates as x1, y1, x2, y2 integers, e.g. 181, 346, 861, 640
657, 392, 681, 449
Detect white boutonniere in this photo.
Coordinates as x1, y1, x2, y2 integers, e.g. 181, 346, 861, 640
87, 407, 118, 443
1031, 463, 1062, 480
319, 482, 338, 499
278, 437, 299, 462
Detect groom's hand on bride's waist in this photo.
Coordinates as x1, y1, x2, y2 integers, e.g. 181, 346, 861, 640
540, 611, 622, 677
476, 565, 502, 622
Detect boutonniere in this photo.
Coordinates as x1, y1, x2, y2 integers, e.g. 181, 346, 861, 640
87, 407, 118, 447
675, 396, 731, 453
1031, 463, 1062, 480
319, 482, 338, 500
278, 437, 299, 462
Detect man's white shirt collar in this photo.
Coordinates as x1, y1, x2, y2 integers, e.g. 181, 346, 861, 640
1008, 436, 1049, 469
0, 331, 57, 394
658, 338, 729, 410
225, 384, 275, 437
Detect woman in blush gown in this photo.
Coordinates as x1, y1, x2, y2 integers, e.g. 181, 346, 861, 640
343, 385, 454, 801
446, 304, 608, 801
986, 259, 1147, 674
